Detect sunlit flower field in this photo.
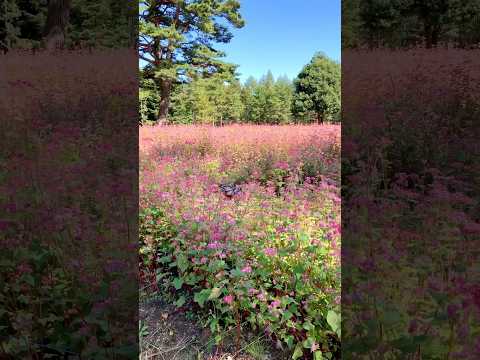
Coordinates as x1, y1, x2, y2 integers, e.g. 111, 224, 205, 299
139, 124, 341, 359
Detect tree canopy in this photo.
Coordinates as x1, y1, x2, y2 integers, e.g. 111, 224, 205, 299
292, 53, 341, 124
0, 0, 136, 50
138, 0, 245, 122
343, 0, 480, 49
140, 58, 342, 126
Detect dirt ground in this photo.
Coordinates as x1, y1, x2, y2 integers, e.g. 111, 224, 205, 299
139, 296, 291, 360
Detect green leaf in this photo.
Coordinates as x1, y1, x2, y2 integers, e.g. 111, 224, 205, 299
303, 337, 315, 349
230, 268, 244, 278
292, 343, 303, 360
293, 264, 305, 275
327, 310, 340, 333
185, 274, 202, 285
209, 318, 219, 333
314, 351, 323, 360
208, 287, 221, 300
176, 254, 189, 273
175, 296, 186, 308
173, 277, 184, 290
282, 310, 293, 321
285, 335, 294, 349
23, 275, 35, 286
303, 321, 314, 331
194, 289, 211, 308
158, 255, 172, 264
382, 310, 402, 327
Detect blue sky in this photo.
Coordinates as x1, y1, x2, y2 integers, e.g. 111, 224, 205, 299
219, 0, 341, 83
139, 1, 341, 83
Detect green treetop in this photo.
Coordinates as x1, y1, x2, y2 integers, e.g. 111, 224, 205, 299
292, 53, 341, 124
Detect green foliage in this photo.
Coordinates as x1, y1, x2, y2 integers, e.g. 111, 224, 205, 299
0, 240, 138, 358
169, 73, 244, 125
140, 72, 160, 124
241, 72, 294, 124
140, 205, 341, 359
0, 0, 47, 49
67, 0, 137, 48
292, 53, 341, 124
152, 71, 296, 125
139, 0, 245, 121
344, 0, 480, 49
0, 0, 135, 50
140, 61, 342, 125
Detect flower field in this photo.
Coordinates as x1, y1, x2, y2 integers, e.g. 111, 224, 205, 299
139, 124, 341, 359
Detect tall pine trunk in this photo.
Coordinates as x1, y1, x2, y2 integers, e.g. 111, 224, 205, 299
43, 0, 72, 50
157, 79, 172, 124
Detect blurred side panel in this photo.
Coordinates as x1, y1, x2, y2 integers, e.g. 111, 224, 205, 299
0, 0, 139, 358
342, 0, 480, 358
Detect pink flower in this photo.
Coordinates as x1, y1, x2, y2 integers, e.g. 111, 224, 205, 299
223, 295, 234, 305
269, 300, 281, 309
0, 220, 13, 231
17, 263, 33, 274
207, 242, 220, 249
463, 221, 480, 235
257, 292, 267, 301
241, 265, 252, 273
275, 161, 289, 170
264, 247, 277, 257
311, 342, 319, 352
248, 288, 259, 296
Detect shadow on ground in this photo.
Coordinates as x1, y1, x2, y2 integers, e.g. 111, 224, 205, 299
140, 297, 290, 360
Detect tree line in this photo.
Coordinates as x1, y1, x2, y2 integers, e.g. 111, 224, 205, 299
139, 0, 340, 125
141, 70, 293, 125
140, 53, 340, 125
1, 0, 341, 124
0, 0, 136, 51
343, 0, 480, 49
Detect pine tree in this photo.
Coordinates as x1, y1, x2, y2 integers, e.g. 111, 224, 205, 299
241, 76, 259, 123
275, 75, 294, 124
169, 70, 243, 125
139, 0, 244, 123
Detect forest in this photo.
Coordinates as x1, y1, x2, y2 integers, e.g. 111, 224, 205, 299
138, 1, 340, 125
140, 57, 341, 125
0, 0, 136, 50
343, 0, 480, 49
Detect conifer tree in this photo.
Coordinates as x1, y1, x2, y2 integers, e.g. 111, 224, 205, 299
139, 0, 244, 123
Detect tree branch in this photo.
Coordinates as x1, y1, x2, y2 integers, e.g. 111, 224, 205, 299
139, 54, 154, 64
